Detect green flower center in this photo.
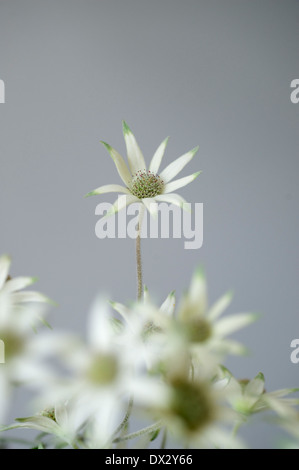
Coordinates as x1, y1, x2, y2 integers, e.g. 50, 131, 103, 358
170, 379, 214, 432
0, 330, 25, 361
183, 318, 212, 343
130, 170, 164, 199
87, 353, 119, 385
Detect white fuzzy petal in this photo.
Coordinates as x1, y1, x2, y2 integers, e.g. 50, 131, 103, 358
163, 171, 201, 194
101, 141, 132, 185
122, 121, 146, 174
0, 255, 11, 290
85, 184, 130, 197
159, 147, 199, 183
149, 137, 169, 174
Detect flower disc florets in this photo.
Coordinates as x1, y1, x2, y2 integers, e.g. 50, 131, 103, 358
130, 170, 164, 199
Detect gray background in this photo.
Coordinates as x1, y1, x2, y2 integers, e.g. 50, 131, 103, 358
0, 0, 299, 448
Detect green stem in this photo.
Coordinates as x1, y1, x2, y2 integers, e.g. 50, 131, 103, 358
113, 420, 163, 444
136, 205, 145, 301
112, 396, 134, 438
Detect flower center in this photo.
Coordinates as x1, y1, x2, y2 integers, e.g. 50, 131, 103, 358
130, 170, 164, 199
183, 318, 212, 343
87, 353, 119, 385
0, 330, 25, 361
169, 379, 214, 432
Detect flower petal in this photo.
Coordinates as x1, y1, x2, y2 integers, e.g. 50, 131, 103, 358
246, 372, 265, 397
149, 137, 169, 174
208, 291, 233, 321
122, 121, 146, 174
188, 266, 207, 314
11, 291, 53, 304
159, 146, 199, 183
0, 255, 11, 290
163, 171, 201, 194
142, 198, 158, 218
154, 193, 189, 210
85, 184, 131, 197
3, 277, 38, 294
100, 141, 132, 185
160, 291, 176, 316
214, 313, 258, 338
110, 301, 131, 324
106, 194, 140, 217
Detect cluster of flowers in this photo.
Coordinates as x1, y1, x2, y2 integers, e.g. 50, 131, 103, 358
1, 254, 299, 449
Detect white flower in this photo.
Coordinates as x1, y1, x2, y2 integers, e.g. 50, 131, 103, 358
0, 402, 83, 448
219, 367, 299, 419
0, 256, 54, 424
36, 297, 141, 448
174, 267, 258, 363
85, 121, 200, 217
0, 254, 51, 307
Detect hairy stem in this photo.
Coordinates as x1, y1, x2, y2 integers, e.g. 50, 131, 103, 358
136, 205, 145, 301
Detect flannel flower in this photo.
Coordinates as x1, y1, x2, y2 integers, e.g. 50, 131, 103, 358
0, 255, 53, 424
85, 121, 200, 217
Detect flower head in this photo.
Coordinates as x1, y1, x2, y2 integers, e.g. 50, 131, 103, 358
85, 121, 200, 217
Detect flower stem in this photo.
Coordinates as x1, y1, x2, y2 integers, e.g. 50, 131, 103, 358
113, 420, 163, 444
136, 205, 144, 301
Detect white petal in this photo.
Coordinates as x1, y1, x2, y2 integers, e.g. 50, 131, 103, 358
148, 137, 169, 174
159, 291, 175, 316
188, 267, 207, 314
0, 255, 11, 290
110, 301, 131, 324
107, 195, 140, 217
163, 171, 201, 194
143, 286, 150, 304
87, 296, 113, 351
142, 198, 158, 218
154, 193, 188, 209
208, 291, 233, 321
11, 291, 52, 304
246, 373, 265, 397
122, 121, 146, 174
214, 313, 258, 337
3, 276, 37, 293
85, 184, 131, 197
100, 141, 132, 185
159, 146, 199, 183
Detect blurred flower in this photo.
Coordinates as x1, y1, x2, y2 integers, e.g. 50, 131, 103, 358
175, 267, 258, 365
0, 402, 84, 448
0, 256, 54, 424
35, 297, 142, 448
0, 254, 51, 307
219, 367, 299, 420
85, 121, 200, 217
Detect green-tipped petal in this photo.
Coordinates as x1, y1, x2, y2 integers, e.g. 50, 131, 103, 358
214, 313, 258, 338
208, 291, 234, 321
245, 373, 265, 398
163, 171, 202, 194
3, 276, 38, 293
188, 266, 207, 314
122, 121, 146, 175
100, 141, 132, 185
110, 300, 131, 324
159, 146, 199, 184
149, 137, 169, 175
11, 291, 55, 305
160, 291, 176, 316
0, 254, 11, 290
85, 184, 131, 198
